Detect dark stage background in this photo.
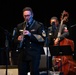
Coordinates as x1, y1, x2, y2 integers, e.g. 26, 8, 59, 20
0, 0, 76, 62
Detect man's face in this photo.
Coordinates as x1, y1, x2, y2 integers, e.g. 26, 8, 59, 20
23, 10, 33, 22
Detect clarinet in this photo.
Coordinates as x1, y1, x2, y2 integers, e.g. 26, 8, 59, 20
19, 22, 27, 49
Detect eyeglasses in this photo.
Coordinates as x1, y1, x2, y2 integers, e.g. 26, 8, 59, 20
24, 15, 31, 17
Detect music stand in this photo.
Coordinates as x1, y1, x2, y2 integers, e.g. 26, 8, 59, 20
49, 45, 73, 56
49, 45, 73, 75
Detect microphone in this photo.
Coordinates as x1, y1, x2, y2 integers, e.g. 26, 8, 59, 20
12, 28, 17, 40
51, 22, 55, 25
51, 22, 56, 33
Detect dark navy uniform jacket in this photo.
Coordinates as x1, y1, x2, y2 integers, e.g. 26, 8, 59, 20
13, 20, 45, 61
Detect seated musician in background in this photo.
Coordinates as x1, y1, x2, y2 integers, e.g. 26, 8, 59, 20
48, 16, 69, 46
48, 15, 69, 69
48, 11, 76, 75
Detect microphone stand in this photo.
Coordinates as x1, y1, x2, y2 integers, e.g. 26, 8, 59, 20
0, 26, 11, 75
45, 28, 50, 75
5, 30, 10, 75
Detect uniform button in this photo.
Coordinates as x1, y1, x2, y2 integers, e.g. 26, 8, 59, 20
30, 42, 31, 44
